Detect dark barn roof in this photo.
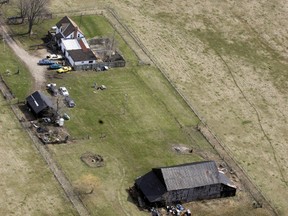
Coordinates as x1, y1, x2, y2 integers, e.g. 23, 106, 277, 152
135, 171, 166, 203
135, 161, 236, 204
26, 91, 53, 115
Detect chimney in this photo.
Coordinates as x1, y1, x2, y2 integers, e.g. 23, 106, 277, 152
74, 26, 78, 39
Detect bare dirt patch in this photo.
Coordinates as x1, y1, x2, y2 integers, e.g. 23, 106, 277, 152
81, 152, 104, 168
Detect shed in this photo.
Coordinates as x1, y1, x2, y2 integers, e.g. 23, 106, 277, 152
135, 161, 236, 205
26, 91, 54, 117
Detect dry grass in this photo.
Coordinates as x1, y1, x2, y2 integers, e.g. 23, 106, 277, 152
48, 0, 288, 215
0, 98, 76, 215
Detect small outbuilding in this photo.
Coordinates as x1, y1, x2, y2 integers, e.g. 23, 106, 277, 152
26, 91, 54, 117
135, 161, 236, 206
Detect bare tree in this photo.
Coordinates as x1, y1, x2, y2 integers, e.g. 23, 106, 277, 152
18, 0, 29, 24
17, 0, 49, 35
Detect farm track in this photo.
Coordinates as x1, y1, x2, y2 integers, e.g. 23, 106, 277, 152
214, 49, 287, 187
0, 19, 46, 91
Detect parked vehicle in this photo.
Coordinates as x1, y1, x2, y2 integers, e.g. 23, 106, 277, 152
59, 86, 69, 96
49, 63, 62, 70
46, 54, 64, 60
64, 96, 75, 108
57, 66, 72, 73
46, 83, 58, 96
38, 58, 55, 65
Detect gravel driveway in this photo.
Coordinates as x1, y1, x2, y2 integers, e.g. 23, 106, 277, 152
0, 21, 46, 90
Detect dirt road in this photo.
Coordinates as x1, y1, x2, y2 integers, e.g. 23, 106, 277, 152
0, 20, 46, 90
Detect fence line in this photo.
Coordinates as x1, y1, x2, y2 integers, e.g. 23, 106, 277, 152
102, 7, 278, 215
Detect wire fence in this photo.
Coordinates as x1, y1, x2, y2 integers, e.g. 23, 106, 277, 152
101, 7, 278, 216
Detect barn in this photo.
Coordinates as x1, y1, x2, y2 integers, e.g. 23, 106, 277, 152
26, 91, 55, 117
135, 161, 236, 206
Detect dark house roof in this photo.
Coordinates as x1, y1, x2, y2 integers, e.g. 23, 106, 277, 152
67, 49, 97, 62
56, 16, 83, 38
26, 91, 53, 115
135, 161, 235, 203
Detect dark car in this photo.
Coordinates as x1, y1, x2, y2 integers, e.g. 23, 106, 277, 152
49, 63, 62, 70
64, 96, 75, 108
38, 59, 55, 65
46, 83, 58, 96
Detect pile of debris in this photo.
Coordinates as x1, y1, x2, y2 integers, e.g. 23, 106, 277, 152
81, 152, 104, 168
30, 119, 70, 144
150, 205, 191, 216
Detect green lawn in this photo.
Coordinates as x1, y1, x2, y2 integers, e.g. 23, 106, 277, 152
48, 65, 214, 215
0, 40, 32, 101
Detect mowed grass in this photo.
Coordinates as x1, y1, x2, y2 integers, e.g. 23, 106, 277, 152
48, 65, 214, 215
0, 98, 77, 215
0, 40, 32, 100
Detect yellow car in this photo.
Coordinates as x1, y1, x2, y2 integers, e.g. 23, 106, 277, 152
57, 66, 72, 74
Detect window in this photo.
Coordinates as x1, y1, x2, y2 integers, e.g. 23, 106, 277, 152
89, 60, 93, 63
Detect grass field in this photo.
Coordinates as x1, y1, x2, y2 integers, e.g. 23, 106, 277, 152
1, 1, 286, 215
41, 15, 270, 215
0, 40, 32, 100
0, 97, 77, 215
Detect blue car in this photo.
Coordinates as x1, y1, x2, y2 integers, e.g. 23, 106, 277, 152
38, 59, 55, 65
49, 63, 62, 70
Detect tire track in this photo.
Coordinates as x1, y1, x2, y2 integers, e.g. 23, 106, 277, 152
214, 49, 287, 187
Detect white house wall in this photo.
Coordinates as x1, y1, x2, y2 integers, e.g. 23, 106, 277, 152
66, 55, 75, 67
66, 31, 84, 39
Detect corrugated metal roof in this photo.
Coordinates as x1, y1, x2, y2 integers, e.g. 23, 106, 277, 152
154, 161, 224, 191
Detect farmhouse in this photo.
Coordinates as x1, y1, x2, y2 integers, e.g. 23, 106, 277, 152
54, 16, 85, 46
60, 37, 97, 70
26, 91, 54, 117
51, 16, 125, 70
135, 161, 236, 205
